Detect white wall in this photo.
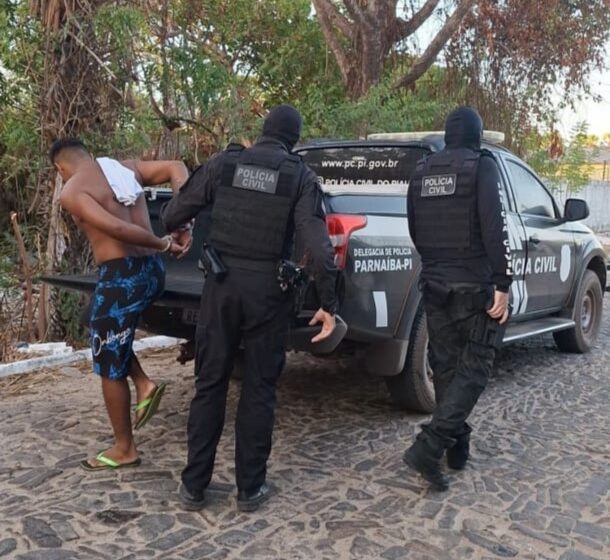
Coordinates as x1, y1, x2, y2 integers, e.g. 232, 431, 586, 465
553, 181, 610, 232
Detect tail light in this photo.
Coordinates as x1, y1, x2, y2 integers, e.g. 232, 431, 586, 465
326, 214, 367, 270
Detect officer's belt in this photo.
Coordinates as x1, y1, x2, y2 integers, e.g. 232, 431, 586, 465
222, 255, 278, 273
422, 280, 490, 309
452, 289, 489, 310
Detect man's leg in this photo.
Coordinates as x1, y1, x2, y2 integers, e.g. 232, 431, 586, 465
424, 302, 475, 469
235, 320, 286, 495
82, 373, 138, 468
446, 422, 472, 471
425, 302, 463, 406
233, 272, 290, 510
84, 255, 165, 468
97, 377, 138, 463
181, 277, 242, 495
129, 256, 168, 427
404, 301, 464, 490
129, 353, 159, 424
426, 312, 496, 442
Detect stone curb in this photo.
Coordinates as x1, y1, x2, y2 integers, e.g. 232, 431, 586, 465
0, 336, 182, 379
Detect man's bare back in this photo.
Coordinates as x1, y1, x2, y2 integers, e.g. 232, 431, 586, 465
53, 144, 189, 263
62, 160, 157, 263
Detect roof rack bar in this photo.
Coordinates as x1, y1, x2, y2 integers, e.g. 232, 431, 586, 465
367, 130, 506, 145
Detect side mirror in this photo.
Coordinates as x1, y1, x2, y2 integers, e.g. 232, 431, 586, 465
563, 198, 589, 222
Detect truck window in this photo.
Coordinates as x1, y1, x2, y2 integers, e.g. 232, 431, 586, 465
298, 146, 429, 196
325, 194, 406, 215
505, 160, 557, 218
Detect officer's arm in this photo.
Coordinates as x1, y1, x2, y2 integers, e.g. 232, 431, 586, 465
161, 157, 219, 233
477, 156, 513, 292
406, 177, 416, 244
294, 171, 338, 314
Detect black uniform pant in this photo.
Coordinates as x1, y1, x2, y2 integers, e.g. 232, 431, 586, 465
419, 283, 502, 450
181, 267, 291, 494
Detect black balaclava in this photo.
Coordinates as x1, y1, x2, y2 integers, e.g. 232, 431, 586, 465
444, 106, 483, 150
262, 104, 302, 151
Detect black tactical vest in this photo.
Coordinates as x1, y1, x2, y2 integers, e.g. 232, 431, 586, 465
409, 147, 489, 257
209, 143, 302, 261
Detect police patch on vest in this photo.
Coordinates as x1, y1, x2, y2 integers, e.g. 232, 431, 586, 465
421, 174, 457, 197
232, 164, 279, 194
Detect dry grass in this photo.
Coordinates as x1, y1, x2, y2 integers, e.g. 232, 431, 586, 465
1, 345, 174, 399
0, 368, 65, 397
0, 293, 26, 364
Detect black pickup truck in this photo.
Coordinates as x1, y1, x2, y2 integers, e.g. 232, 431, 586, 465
46, 132, 608, 413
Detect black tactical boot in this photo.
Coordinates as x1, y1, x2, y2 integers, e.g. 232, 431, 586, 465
446, 433, 470, 470
237, 482, 272, 512
403, 438, 449, 492
178, 483, 205, 511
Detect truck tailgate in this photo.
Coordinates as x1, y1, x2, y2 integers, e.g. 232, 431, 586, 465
41, 268, 204, 303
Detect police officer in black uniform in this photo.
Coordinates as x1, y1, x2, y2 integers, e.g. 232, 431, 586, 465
404, 106, 513, 491
161, 105, 338, 511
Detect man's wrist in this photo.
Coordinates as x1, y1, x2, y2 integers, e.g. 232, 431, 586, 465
158, 235, 172, 252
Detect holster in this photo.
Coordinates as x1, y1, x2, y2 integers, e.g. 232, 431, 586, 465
471, 313, 507, 349
421, 279, 453, 306
198, 243, 227, 280
461, 287, 493, 311
277, 260, 307, 293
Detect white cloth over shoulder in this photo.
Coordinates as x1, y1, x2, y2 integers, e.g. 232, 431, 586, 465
96, 157, 144, 206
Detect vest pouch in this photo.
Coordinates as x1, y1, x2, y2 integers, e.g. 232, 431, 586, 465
471, 313, 506, 350
453, 286, 493, 311
422, 280, 453, 306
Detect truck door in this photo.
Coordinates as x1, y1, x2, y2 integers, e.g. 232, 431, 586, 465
495, 159, 527, 318
501, 156, 576, 314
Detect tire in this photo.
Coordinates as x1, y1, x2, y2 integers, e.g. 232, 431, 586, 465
553, 270, 603, 353
385, 304, 436, 413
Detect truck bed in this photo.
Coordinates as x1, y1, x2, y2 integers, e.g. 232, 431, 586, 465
41, 262, 204, 303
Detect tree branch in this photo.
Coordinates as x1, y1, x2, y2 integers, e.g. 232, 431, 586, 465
312, 0, 353, 37
10, 212, 34, 342
343, 0, 367, 25
394, 0, 476, 90
146, 83, 218, 139
395, 0, 441, 41
312, 0, 353, 84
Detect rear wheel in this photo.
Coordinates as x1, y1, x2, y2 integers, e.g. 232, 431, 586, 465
385, 304, 436, 413
553, 270, 603, 353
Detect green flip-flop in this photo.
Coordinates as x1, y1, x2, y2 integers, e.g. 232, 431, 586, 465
134, 382, 167, 431
80, 451, 142, 472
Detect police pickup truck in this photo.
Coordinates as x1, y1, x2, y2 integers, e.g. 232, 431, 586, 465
45, 132, 607, 413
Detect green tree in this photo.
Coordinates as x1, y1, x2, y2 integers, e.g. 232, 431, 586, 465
526, 123, 596, 193
447, 0, 610, 151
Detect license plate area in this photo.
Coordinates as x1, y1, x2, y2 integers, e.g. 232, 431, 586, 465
181, 308, 200, 325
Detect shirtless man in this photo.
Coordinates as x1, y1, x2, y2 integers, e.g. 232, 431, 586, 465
51, 137, 191, 471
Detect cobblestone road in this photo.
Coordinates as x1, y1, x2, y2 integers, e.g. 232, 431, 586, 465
1, 301, 609, 560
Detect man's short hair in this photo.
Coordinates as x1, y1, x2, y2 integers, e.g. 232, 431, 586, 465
49, 137, 88, 163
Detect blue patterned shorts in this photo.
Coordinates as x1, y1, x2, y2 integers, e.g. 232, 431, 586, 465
90, 255, 165, 380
